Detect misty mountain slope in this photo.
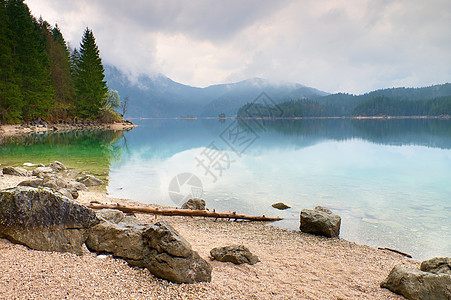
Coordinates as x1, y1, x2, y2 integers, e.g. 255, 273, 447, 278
105, 66, 328, 117
199, 78, 329, 117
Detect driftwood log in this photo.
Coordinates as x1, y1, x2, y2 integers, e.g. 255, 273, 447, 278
86, 203, 283, 222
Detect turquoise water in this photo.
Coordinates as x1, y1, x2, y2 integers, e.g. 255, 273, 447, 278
1, 119, 450, 260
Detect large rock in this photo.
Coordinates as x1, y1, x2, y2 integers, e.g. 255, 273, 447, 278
381, 265, 451, 300
421, 257, 451, 275
86, 211, 211, 283
300, 206, 341, 238
2, 166, 29, 176
76, 175, 104, 187
210, 245, 259, 265
181, 198, 206, 210
0, 186, 99, 255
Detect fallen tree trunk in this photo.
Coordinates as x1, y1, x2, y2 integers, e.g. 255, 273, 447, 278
86, 203, 283, 222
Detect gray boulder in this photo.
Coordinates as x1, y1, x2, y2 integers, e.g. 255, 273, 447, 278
421, 257, 451, 275
381, 265, 451, 300
210, 245, 259, 265
181, 198, 206, 210
300, 206, 341, 238
2, 166, 29, 176
0, 186, 99, 255
86, 212, 211, 283
77, 175, 104, 187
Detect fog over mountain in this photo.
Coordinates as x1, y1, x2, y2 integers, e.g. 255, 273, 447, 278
105, 66, 328, 118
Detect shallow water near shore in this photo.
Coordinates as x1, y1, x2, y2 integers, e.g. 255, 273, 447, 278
1, 118, 450, 260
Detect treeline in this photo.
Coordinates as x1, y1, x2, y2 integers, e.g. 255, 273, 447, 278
237, 84, 451, 118
352, 96, 451, 116
0, 0, 120, 124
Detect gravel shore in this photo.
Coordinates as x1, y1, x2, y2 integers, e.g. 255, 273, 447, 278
0, 173, 417, 299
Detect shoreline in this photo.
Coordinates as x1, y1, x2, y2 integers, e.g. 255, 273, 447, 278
0, 170, 418, 299
0, 121, 137, 138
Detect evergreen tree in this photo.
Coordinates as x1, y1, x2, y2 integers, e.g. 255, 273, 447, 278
0, 0, 23, 123
46, 24, 76, 118
75, 27, 107, 119
6, 0, 54, 121
69, 47, 80, 81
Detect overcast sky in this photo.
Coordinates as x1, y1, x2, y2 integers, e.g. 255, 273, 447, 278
26, 0, 451, 94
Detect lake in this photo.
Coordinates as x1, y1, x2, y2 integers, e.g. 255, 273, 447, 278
1, 118, 450, 260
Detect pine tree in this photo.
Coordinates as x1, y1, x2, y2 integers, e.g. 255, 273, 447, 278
0, 0, 23, 123
75, 27, 107, 119
46, 24, 76, 119
6, 0, 54, 121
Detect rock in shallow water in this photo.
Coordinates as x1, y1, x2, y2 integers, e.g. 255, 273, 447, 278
300, 207, 341, 238
0, 186, 99, 255
272, 202, 291, 210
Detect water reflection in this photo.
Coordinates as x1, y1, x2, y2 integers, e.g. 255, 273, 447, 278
108, 118, 451, 260
0, 129, 126, 180
1, 119, 450, 260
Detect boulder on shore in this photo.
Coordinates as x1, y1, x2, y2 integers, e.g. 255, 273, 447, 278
86, 210, 212, 283
420, 257, 451, 275
0, 186, 99, 255
300, 206, 341, 238
2, 166, 29, 176
210, 245, 259, 265
381, 264, 451, 300
76, 175, 104, 187
181, 198, 206, 210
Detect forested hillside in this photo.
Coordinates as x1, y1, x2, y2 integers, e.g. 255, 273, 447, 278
238, 84, 451, 118
0, 0, 118, 124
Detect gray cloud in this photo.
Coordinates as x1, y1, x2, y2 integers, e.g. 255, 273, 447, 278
25, 0, 451, 94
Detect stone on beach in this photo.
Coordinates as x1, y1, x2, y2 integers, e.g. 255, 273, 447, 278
76, 175, 104, 187
210, 245, 259, 265
181, 198, 206, 210
420, 257, 451, 275
0, 186, 99, 255
380, 263, 451, 300
300, 206, 341, 238
32, 166, 53, 177
2, 166, 29, 176
17, 178, 43, 188
86, 210, 212, 283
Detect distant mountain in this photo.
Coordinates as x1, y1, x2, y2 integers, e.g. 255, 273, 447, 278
104, 66, 329, 118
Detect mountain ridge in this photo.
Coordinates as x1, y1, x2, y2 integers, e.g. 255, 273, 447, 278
104, 65, 329, 118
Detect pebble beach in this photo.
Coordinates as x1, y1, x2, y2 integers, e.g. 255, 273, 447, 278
0, 173, 418, 299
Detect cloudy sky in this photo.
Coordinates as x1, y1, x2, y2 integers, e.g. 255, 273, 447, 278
26, 0, 451, 94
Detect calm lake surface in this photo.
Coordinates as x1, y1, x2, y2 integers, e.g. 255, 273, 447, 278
1, 118, 450, 260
